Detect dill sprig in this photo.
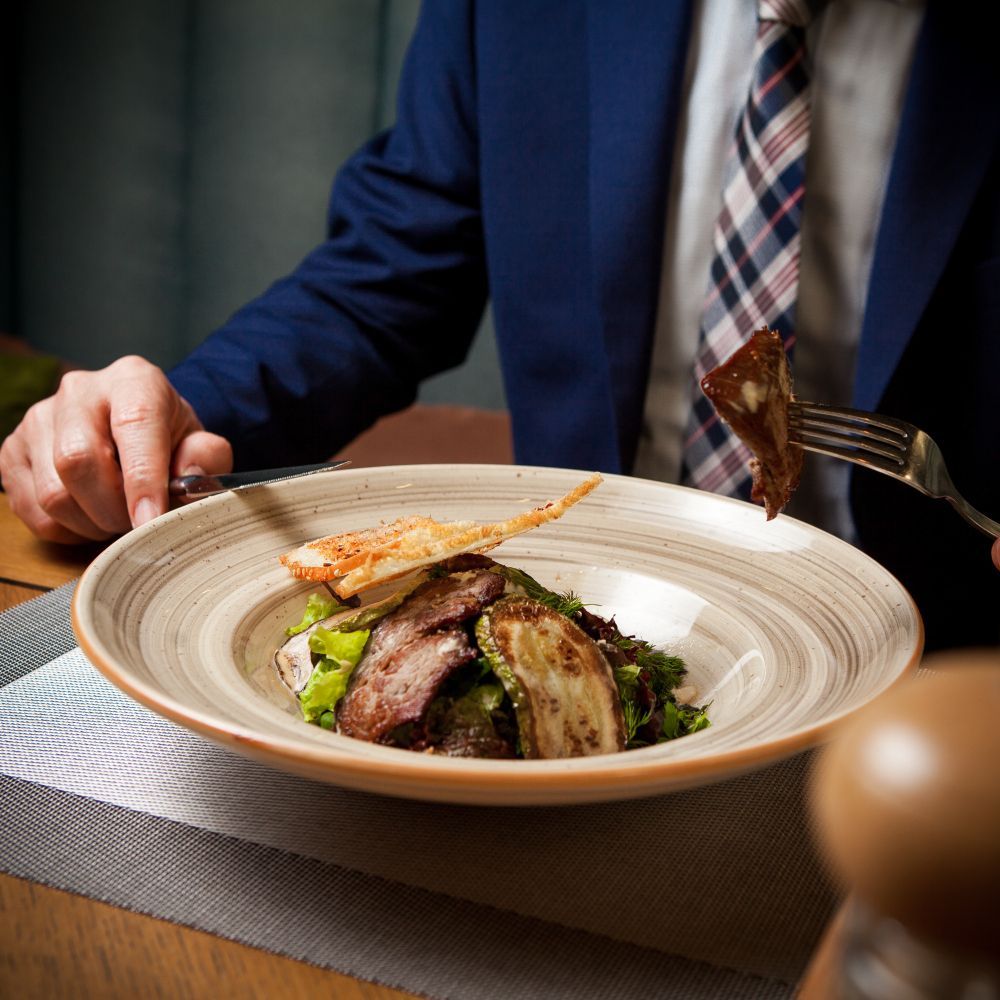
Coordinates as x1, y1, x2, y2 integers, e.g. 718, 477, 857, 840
496, 566, 585, 618
620, 696, 654, 744
612, 636, 686, 698
614, 664, 652, 742
609, 634, 702, 747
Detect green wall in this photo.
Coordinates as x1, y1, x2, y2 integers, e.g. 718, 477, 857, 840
6, 0, 504, 410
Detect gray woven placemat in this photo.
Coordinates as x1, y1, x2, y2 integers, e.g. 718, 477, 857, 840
0, 583, 840, 998
0, 578, 78, 684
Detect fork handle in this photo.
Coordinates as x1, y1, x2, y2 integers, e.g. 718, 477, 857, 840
945, 496, 1000, 539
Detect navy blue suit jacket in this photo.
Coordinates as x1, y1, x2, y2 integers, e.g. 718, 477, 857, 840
170, 1, 1000, 650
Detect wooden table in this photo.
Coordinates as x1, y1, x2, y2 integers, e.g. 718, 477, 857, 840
0, 492, 418, 1000
0, 490, 841, 999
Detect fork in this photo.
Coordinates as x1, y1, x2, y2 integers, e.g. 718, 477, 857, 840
787, 401, 1000, 538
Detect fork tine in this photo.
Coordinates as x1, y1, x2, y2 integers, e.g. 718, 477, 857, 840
790, 413, 906, 452
788, 400, 911, 465
792, 428, 906, 468
790, 401, 913, 438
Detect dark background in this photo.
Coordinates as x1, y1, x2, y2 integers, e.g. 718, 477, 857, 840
1, 0, 504, 410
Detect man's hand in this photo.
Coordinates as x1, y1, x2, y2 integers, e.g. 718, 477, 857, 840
0, 356, 232, 544
993, 538, 1000, 573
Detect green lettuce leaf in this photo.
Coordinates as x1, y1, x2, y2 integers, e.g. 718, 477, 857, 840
298, 626, 370, 724
308, 627, 370, 663
285, 592, 345, 636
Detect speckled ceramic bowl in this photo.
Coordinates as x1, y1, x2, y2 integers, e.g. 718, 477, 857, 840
72, 465, 923, 805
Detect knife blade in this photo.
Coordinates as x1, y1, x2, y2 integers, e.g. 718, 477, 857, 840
168, 460, 351, 500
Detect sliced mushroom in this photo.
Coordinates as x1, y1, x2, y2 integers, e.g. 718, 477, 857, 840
274, 632, 314, 695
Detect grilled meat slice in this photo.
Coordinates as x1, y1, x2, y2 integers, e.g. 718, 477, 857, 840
700, 325, 803, 519
337, 569, 505, 741
338, 630, 478, 743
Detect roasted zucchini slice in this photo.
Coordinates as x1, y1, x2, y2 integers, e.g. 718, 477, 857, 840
476, 596, 626, 758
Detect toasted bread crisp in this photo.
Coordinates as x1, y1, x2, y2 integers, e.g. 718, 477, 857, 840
279, 473, 603, 597
278, 515, 440, 581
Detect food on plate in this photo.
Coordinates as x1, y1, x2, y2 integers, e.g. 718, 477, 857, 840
700, 325, 802, 519
279, 472, 602, 597
476, 595, 626, 757
273, 476, 710, 758
275, 556, 710, 758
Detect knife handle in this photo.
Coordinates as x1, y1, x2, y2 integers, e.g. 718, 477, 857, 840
167, 474, 225, 500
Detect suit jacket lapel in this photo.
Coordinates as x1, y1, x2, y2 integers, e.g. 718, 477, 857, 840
587, 0, 695, 469
854, 1, 1000, 411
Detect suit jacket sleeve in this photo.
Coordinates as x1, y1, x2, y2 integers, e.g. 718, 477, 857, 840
167, 1, 487, 469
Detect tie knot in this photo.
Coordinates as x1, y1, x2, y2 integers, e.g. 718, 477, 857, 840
757, 0, 828, 28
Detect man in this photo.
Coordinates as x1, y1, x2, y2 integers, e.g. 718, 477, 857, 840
2, 0, 998, 649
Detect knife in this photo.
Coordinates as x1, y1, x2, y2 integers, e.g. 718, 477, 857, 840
168, 460, 351, 500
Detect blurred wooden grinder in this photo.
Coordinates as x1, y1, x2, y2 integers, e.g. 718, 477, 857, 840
810, 651, 1000, 996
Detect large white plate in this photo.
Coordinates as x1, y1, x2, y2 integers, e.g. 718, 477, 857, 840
72, 464, 923, 806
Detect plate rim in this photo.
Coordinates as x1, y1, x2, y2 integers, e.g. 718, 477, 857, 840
70, 463, 925, 803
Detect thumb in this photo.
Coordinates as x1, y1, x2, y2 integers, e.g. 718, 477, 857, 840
172, 430, 234, 477
992, 537, 1000, 573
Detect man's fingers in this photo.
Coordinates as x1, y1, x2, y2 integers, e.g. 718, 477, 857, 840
3, 355, 206, 543
32, 466, 115, 541
106, 364, 185, 528
34, 429, 118, 542
100, 356, 206, 528
172, 431, 234, 479
56, 357, 211, 530
992, 537, 1000, 573
50, 373, 131, 535
0, 430, 97, 544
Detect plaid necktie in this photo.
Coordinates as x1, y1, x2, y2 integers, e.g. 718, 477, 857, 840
681, 0, 826, 499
